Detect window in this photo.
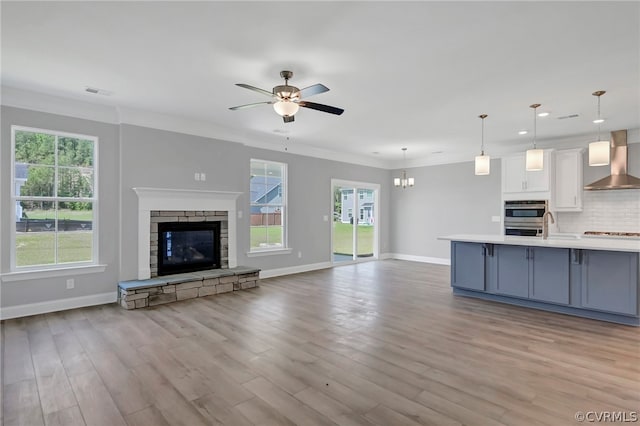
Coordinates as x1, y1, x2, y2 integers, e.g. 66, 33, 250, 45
250, 159, 287, 251
12, 126, 97, 269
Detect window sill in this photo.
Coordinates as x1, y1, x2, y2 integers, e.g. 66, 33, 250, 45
246, 248, 293, 258
1, 264, 107, 283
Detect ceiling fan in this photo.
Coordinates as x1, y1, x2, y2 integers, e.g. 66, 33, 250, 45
229, 70, 344, 123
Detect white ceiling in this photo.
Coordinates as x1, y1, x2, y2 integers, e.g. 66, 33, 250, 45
2, 1, 639, 169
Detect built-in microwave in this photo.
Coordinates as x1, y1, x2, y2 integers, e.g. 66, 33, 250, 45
504, 200, 547, 237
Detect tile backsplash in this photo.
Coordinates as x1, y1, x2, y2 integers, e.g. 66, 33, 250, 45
557, 189, 640, 233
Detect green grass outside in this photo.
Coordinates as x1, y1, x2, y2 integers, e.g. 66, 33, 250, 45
250, 226, 283, 249
333, 222, 374, 256
23, 209, 93, 221
250, 223, 374, 256
16, 231, 92, 266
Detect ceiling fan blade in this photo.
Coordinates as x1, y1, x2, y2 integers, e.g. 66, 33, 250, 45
299, 101, 344, 115
283, 115, 295, 123
229, 101, 275, 111
236, 83, 274, 97
298, 84, 329, 98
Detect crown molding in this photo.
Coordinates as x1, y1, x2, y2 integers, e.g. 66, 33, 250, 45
2, 85, 389, 169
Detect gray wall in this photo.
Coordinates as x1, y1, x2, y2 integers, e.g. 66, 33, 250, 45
116, 124, 392, 280
390, 159, 502, 260
0, 106, 120, 306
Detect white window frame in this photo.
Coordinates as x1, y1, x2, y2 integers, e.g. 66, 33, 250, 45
9, 125, 99, 272
247, 159, 290, 256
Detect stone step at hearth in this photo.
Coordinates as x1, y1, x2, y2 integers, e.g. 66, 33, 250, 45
118, 266, 261, 310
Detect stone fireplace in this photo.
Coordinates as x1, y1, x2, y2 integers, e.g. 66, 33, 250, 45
150, 211, 227, 277
133, 187, 241, 280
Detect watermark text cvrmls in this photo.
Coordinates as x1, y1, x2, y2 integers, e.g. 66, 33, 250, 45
575, 411, 638, 423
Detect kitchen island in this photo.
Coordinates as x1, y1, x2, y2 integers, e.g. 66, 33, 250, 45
439, 234, 640, 325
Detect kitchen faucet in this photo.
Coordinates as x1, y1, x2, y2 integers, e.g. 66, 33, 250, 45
542, 211, 555, 239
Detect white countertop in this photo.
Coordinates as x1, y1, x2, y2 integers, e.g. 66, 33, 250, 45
439, 234, 640, 253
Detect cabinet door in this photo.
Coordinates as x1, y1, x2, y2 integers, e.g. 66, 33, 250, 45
451, 242, 486, 291
555, 150, 583, 211
495, 245, 529, 298
502, 156, 525, 193
581, 250, 639, 316
530, 247, 570, 304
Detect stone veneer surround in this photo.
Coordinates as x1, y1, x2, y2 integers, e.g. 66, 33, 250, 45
150, 210, 229, 277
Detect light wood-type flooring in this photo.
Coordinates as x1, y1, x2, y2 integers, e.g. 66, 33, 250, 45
2, 260, 639, 426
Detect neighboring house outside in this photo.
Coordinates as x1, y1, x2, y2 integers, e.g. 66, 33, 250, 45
15, 163, 27, 221
250, 175, 282, 225
340, 189, 374, 224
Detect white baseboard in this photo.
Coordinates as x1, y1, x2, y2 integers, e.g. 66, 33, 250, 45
260, 262, 333, 279
1, 291, 117, 320
387, 253, 451, 266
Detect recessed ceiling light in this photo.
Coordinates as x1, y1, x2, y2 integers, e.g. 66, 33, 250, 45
537, 112, 550, 117
593, 118, 605, 124
372, 151, 379, 155
431, 151, 443, 154
518, 130, 528, 135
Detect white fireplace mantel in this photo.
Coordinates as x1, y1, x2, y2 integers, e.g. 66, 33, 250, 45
133, 187, 242, 280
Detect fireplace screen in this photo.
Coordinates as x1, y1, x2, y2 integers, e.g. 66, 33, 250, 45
157, 221, 220, 275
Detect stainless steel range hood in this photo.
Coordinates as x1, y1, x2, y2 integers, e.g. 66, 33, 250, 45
584, 130, 640, 190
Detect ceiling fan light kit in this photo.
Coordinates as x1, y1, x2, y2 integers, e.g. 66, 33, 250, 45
230, 70, 344, 123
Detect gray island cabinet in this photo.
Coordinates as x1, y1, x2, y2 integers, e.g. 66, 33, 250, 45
443, 235, 640, 326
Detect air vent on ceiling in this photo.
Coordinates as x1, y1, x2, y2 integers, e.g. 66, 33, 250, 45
84, 86, 113, 96
557, 113, 579, 120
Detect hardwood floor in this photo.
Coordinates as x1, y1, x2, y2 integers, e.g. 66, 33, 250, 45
2, 260, 639, 425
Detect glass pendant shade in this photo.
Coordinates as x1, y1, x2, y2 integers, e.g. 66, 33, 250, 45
589, 140, 610, 166
525, 104, 543, 171
273, 100, 299, 117
474, 114, 490, 176
525, 148, 544, 171
589, 91, 609, 167
475, 154, 491, 175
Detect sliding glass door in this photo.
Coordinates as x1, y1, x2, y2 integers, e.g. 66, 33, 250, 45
332, 180, 379, 264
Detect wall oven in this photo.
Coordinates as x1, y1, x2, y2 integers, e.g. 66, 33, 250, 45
504, 200, 547, 237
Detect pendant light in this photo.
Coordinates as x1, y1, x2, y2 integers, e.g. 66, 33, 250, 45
474, 114, 490, 175
525, 103, 544, 171
588, 90, 610, 166
393, 147, 415, 189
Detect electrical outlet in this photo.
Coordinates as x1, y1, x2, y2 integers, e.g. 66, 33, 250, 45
200, 173, 206, 181
491, 216, 501, 223
238, 210, 243, 219
298, 251, 302, 258
66, 278, 75, 289
323, 215, 329, 221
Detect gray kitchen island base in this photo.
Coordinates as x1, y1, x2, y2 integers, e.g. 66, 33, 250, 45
441, 235, 640, 327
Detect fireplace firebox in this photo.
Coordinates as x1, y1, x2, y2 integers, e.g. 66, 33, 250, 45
157, 221, 221, 275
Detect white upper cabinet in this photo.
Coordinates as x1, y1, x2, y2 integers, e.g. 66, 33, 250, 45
502, 151, 553, 196
554, 149, 583, 211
